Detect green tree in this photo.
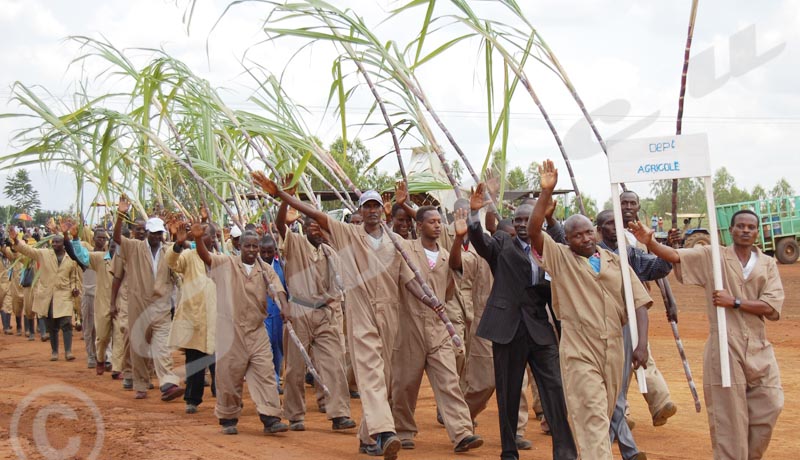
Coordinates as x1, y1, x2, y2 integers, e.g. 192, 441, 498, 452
770, 178, 794, 198
505, 166, 527, 190
713, 167, 751, 205
751, 184, 768, 201
525, 161, 542, 190
3, 169, 42, 216
569, 194, 598, 218
649, 178, 706, 216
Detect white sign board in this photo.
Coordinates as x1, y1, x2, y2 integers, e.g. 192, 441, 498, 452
607, 133, 731, 388
607, 133, 710, 183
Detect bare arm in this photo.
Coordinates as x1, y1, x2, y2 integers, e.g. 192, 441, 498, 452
191, 223, 212, 266
449, 208, 468, 272
112, 195, 131, 245
631, 306, 650, 369
629, 221, 681, 264
528, 160, 557, 256
252, 171, 330, 232
276, 200, 290, 240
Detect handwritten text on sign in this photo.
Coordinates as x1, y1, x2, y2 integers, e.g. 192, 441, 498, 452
607, 134, 711, 183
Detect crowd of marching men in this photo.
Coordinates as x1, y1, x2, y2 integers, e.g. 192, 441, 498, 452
0, 159, 784, 460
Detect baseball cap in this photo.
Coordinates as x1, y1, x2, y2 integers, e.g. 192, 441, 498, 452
145, 217, 166, 233
230, 225, 243, 238
358, 190, 383, 207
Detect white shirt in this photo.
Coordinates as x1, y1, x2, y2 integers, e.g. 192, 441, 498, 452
423, 248, 439, 269
243, 262, 254, 275
742, 249, 757, 280
150, 243, 162, 279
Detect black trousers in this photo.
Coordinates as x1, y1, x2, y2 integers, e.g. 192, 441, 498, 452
492, 323, 577, 460
47, 303, 72, 355
184, 349, 216, 406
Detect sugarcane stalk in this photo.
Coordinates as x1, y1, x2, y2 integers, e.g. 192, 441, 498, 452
655, 278, 701, 412
672, 0, 700, 230
257, 257, 330, 397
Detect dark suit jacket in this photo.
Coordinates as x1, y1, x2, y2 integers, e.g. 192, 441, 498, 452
469, 221, 557, 346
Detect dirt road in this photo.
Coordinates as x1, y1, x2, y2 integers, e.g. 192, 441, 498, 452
1, 265, 798, 459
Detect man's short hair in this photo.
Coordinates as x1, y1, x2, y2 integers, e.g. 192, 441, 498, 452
391, 203, 406, 217
620, 190, 640, 202
259, 233, 276, 247
730, 209, 759, 227
415, 205, 438, 223
595, 209, 614, 227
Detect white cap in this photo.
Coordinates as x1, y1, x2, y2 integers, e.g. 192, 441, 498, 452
358, 190, 383, 207
145, 217, 166, 233
230, 225, 242, 238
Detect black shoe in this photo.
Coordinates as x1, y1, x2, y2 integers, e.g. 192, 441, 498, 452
260, 414, 289, 434
350, 390, 361, 399
454, 434, 483, 453
332, 416, 356, 430
359, 442, 379, 455
305, 372, 314, 386
436, 408, 444, 426
220, 418, 238, 435
401, 439, 415, 450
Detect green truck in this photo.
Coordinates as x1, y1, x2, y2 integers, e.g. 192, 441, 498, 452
716, 195, 800, 264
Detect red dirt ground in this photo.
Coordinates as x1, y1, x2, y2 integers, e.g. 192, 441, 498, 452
1, 265, 798, 459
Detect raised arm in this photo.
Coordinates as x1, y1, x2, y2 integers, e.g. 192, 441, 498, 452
449, 208, 469, 272
528, 160, 557, 255
252, 171, 330, 232
394, 180, 417, 220
629, 221, 680, 264
191, 222, 212, 266
112, 195, 131, 245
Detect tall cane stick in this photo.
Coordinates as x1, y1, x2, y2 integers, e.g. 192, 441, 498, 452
656, 278, 701, 412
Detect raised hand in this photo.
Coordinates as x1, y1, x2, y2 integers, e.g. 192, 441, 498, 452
282, 173, 297, 197
118, 194, 131, 214
190, 222, 205, 241
395, 180, 408, 206
628, 220, 654, 245
174, 221, 190, 246
199, 206, 209, 222
469, 183, 487, 212
454, 208, 468, 237
539, 160, 558, 191
251, 171, 279, 197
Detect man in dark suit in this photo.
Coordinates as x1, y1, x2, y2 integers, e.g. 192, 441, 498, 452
468, 184, 576, 460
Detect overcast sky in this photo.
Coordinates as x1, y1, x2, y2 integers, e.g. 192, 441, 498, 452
1, 0, 797, 213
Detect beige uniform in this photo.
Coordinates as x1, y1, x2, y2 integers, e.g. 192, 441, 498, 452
111, 253, 132, 378
13, 242, 81, 319
676, 245, 783, 460
208, 253, 285, 421
539, 233, 651, 460
624, 232, 672, 417
391, 239, 473, 445
326, 220, 414, 444
3, 247, 24, 319
88, 252, 114, 366
281, 231, 350, 422
118, 237, 179, 392
165, 249, 216, 354
438, 227, 470, 379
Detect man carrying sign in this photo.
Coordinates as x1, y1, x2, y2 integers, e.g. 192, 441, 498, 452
527, 160, 652, 459
630, 210, 784, 460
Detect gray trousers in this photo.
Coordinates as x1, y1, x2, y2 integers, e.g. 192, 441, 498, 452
609, 324, 640, 460
82, 293, 96, 363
